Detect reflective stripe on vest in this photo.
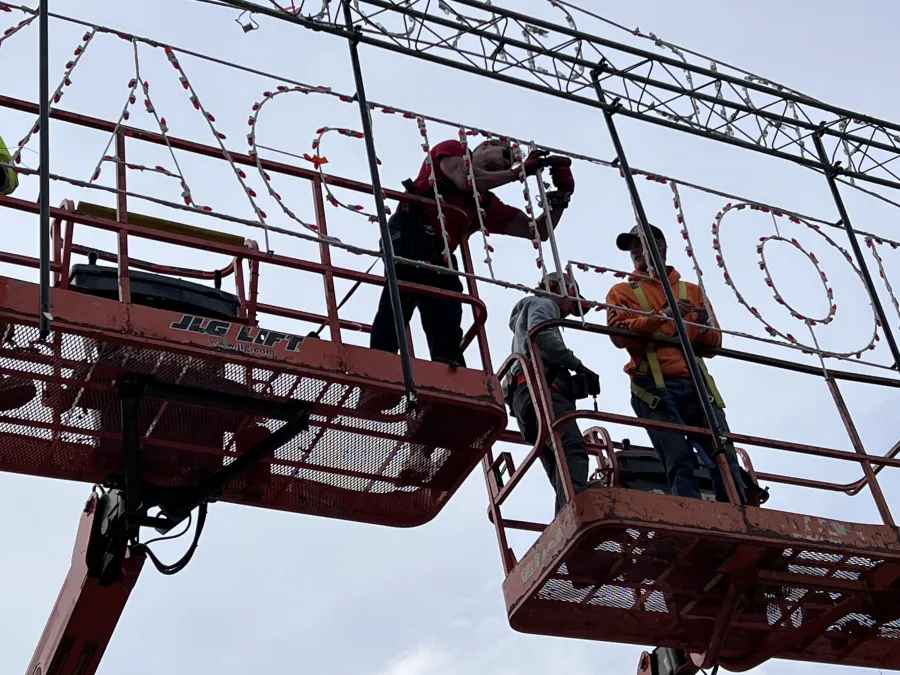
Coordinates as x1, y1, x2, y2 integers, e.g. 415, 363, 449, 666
0, 134, 17, 197
629, 280, 725, 408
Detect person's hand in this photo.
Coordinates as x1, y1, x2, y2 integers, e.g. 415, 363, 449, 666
522, 149, 552, 176
692, 303, 710, 325
549, 156, 574, 194
576, 364, 601, 396
675, 298, 696, 318
544, 189, 570, 210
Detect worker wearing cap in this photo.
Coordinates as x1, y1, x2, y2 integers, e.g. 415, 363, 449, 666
503, 271, 601, 514
605, 225, 746, 505
369, 139, 575, 370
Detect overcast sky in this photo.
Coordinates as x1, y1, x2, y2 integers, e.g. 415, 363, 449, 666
2, 1, 900, 674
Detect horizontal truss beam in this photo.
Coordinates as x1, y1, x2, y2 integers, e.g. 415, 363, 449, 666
213, 0, 900, 193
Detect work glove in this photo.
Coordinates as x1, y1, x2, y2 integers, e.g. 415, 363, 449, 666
549, 156, 574, 195
522, 149, 552, 176
576, 363, 601, 397
544, 189, 570, 210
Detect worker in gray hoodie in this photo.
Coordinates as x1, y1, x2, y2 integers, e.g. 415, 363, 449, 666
503, 271, 601, 514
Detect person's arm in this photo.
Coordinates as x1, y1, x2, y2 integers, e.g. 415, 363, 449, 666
605, 284, 666, 349
438, 155, 517, 193
524, 299, 582, 371
686, 296, 723, 352
500, 158, 574, 240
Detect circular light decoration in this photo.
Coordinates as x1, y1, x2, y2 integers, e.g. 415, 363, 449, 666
713, 202, 880, 359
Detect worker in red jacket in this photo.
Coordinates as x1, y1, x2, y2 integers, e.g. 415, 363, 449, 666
369, 138, 574, 371
605, 224, 746, 505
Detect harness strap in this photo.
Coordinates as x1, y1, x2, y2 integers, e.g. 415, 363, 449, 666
629, 280, 725, 408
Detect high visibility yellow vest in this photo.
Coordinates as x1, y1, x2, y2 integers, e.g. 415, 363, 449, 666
0, 134, 18, 196
629, 280, 725, 409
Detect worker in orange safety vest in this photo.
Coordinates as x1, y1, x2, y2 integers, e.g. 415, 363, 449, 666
605, 224, 746, 505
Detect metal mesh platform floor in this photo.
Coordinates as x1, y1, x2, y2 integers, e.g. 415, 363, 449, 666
0, 280, 506, 527
504, 488, 900, 671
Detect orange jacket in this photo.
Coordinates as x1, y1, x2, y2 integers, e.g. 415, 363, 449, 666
605, 267, 721, 377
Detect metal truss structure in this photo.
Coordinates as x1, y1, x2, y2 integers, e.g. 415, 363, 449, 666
1, 0, 900, 673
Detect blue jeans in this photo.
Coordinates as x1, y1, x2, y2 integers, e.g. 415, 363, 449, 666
631, 376, 746, 505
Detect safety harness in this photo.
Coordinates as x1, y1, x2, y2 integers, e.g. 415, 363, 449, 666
0, 134, 18, 197
628, 280, 725, 411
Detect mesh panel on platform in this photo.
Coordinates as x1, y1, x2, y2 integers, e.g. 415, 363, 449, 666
0, 322, 503, 526
513, 521, 900, 669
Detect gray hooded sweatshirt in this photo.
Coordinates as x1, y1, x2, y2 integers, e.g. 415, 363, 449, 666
504, 296, 582, 398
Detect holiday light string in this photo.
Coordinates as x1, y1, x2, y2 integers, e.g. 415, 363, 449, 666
458, 128, 495, 279
509, 143, 548, 282
415, 116, 453, 265
668, 179, 713, 319
865, 236, 900, 324
11, 28, 96, 166
4, 154, 893, 374
713, 202, 880, 359
161, 42, 277, 251
4, 9, 900, 370
87, 40, 199, 219
9, 4, 896, 250
311, 125, 386, 224
247, 84, 347, 245
530, 147, 577, 307
0, 3, 36, 48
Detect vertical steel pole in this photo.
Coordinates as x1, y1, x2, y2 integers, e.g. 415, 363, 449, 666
813, 126, 900, 371
341, 0, 417, 407
592, 70, 740, 504
38, 0, 51, 338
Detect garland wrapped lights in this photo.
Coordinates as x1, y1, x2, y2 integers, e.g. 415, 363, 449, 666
415, 116, 452, 265
5, 7, 898, 372
458, 127, 495, 277
713, 202, 879, 359
246, 85, 345, 243
866, 236, 900, 321
311, 126, 387, 224
12, 29, 96, 165
510, 143, 547, 274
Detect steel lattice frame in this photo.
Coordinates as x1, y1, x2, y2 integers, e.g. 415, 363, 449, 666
205, 0, 900, 497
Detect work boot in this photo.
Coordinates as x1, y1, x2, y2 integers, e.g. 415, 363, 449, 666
432, 357, 463, 369
0, 375, 37, 411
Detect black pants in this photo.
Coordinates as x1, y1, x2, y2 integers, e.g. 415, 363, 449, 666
631, 375, 746, 505
369, 210, 466, 365
511, 380, 589, 514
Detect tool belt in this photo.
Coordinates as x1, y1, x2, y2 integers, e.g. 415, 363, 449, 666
505, 361, 587, 416
628, 281, 725, 410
